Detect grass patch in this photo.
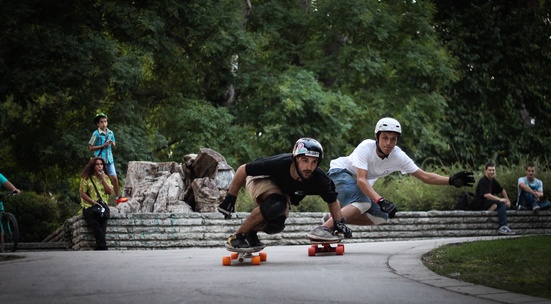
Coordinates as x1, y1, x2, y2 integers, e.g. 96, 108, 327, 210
423, 236, 551, 299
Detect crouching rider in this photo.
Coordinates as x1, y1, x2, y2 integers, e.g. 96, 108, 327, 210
218, 137, 352, 250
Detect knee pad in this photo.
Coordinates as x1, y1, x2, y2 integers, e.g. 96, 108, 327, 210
259, 194, 287, 221
351, 201, 372, 214
263, 215, 286, 234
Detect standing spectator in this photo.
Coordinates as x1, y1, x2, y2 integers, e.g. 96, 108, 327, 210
79, 157, 114, 250
517, 163, 551, 212
472, 163, 515, 235
89, 113, 127, 204
0, 173, 21, 194
317, 117, 474, 233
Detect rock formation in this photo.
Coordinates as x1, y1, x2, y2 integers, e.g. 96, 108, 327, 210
117, 148, 234, 214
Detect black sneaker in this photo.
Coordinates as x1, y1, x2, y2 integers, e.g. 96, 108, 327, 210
226, 233, 250, 250
247, 232, 265, 249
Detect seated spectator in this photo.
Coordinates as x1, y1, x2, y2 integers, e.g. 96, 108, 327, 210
472, 163, 515, 235
517, 163, 551, 212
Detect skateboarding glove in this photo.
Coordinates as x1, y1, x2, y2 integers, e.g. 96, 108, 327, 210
334, 218, 352, 238
449, 171, 475, 188
377, 198, 397, 219
218, 193, 237, 219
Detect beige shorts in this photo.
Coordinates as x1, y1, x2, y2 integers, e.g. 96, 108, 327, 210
246, 176, 291, 217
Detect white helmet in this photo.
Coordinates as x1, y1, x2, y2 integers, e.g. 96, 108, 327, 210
374, 117, 402, 136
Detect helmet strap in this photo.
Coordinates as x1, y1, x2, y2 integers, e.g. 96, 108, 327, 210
375, 141, 389, 159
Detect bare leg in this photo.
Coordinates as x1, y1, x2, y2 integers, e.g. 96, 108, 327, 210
323, 205, 373, 229
236, 207, 266, 234
488, 204, 497, 211
109, 175, 119, 197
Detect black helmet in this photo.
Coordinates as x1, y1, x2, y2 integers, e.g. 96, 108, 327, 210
94, 113, 108, 124
292, 137, 323, 162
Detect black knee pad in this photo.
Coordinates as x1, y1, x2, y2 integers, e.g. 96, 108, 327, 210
259, 194, 287, 221
263, 215, 286, 234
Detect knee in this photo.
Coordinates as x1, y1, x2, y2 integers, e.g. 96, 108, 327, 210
260, 194, 287, 221
263, 215, 286, 234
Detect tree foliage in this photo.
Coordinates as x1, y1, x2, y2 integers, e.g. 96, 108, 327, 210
0, 0, 549, 209
433, 0, 551, 166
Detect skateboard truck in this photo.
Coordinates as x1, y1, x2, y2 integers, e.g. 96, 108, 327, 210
308, 240, 345, 256
222, 247, 267, 266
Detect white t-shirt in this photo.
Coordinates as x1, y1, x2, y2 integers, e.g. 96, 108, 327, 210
330, 139, 419, 185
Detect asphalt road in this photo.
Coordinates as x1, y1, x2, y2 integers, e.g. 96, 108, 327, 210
1, 236, 549, 304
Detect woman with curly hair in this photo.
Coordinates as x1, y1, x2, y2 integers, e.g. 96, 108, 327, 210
79, 157, 113, 250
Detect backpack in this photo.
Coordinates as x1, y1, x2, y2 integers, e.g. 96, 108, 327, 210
454, 191, 475, 210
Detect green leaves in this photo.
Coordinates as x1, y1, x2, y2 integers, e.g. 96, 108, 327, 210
1, 0, 549, 201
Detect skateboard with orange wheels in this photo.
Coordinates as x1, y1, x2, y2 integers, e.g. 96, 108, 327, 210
307, 239, 344, 256
222, 246, 267, 266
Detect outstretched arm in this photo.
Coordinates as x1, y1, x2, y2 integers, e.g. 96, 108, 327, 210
411, 169, 449, 185
412, 169, 474, 188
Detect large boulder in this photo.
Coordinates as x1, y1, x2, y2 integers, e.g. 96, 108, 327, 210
119, 148, 234, 213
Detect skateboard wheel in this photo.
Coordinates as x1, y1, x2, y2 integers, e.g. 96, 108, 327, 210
251, 256, 261, 265
259, 252, 267, 261
336, 246, 344, 255
222, 256, 232, 266
308, 246, 316, 256
338, 244, 345, 253
230, 252, 239, 260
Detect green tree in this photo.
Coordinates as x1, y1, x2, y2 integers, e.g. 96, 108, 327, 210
433, 0, 551, 166
234, 0, 457, 163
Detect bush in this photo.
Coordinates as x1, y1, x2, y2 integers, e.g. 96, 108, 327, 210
3, 191, 80, 242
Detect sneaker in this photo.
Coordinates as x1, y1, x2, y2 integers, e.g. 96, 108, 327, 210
497, 226, 515, 235
533, 205, 541, 213
321, 213, 331, 224
226, 233, 250, 249
116, 196, 128, 204
307, 226, 339, 241
517, 204, 527, 211
246, 232, 265, 249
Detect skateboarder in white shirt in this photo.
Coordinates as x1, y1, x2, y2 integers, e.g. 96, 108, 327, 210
309, 117, 474, 236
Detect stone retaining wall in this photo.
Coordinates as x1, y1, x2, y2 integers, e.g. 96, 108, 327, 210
53, 210, 551, 251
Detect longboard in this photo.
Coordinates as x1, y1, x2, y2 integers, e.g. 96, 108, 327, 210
307, 239, 344, 256
222, 245, 267, 266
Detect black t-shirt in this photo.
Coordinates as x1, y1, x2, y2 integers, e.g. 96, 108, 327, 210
475, 175, 504, 200
245, 153, 338, 206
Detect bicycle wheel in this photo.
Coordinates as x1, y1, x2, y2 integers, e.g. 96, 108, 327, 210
1, 213, 19, 252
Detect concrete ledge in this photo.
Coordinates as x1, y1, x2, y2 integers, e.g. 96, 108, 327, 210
39, 210, 551, 250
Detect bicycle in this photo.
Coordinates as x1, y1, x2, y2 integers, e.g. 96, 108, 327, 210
0, 191, 19, 253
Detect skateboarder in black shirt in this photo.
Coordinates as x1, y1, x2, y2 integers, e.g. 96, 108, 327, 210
218, 138, 352, 249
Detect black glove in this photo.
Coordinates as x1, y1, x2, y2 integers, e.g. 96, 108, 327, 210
334, 218, 352, 238
218, 194, 237, 219
449, 171, 475, 188
378, 198, 397, 219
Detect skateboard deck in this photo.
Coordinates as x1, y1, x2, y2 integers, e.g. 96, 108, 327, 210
307, 239, 344, 256
222, 246, 267, 266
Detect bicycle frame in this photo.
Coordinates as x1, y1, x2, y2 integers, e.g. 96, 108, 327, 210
0, 193, 19, 253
